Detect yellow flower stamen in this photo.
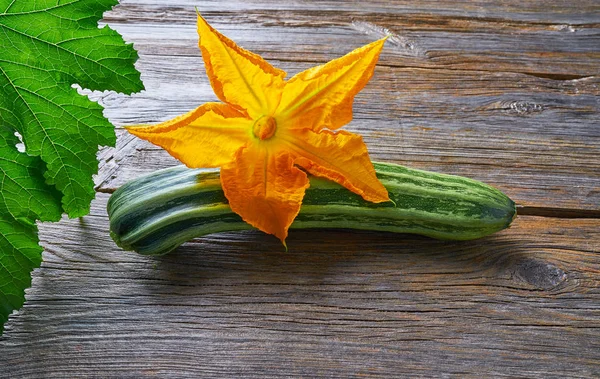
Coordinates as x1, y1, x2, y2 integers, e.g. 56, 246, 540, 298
252, 116, 277, 140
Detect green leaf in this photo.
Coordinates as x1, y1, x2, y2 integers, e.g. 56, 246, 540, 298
0, 0, 143, 334
0, 126, 62, 333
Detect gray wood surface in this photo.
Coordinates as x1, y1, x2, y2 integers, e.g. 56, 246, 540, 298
2, 0, 599, 377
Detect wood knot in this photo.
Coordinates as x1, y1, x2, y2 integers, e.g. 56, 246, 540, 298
512, 258, 567, 290
508, 101, 545, 115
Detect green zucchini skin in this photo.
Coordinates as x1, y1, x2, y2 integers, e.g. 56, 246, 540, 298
108, 162, 516, 255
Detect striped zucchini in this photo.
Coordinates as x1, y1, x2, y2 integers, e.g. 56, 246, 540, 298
108, 162, 516, 255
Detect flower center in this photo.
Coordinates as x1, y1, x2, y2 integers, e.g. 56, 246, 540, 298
252, 116, 277, 140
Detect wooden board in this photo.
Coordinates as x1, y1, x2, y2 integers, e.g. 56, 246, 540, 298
90, 2, 599, 211
2, 0, 599, 377
2, 194, 600, 377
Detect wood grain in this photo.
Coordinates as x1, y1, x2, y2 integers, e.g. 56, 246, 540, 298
2, 194, 599, 377
1, 0, 599, 377
108, 0, 600, 24
91, 3, 599, 211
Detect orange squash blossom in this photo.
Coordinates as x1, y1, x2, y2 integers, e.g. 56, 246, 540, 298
127, 14, 390, 245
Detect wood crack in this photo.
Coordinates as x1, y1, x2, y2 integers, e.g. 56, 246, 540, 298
521, 72, 595, 81
516, 205, 600, 219
96, 186, 117, 194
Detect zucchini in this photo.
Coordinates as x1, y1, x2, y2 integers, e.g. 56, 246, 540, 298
108, 162, 516, 255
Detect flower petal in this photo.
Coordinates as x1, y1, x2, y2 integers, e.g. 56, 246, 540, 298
283, 128, 389, 203
220, 143, 310, 244
126, 103, 252, 168
276, 38, 386, 131
197, 14, 286, 118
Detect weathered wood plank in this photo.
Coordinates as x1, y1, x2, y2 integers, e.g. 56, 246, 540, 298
109, 0, 600, 24
95, 127, 600, 212
93, 55, 600, 126
1, 193, 599, 377
87, 4, 600, 212
103, 5, 600, 76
